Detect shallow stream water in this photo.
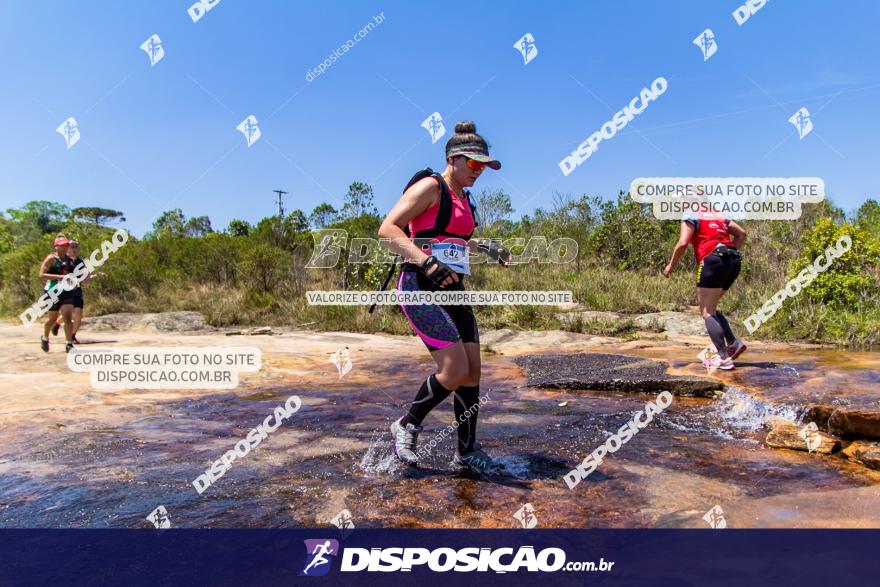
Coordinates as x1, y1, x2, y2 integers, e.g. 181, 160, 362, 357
1, 340, 878, 528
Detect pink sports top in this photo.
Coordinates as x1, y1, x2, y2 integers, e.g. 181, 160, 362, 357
407, 182, 476, 243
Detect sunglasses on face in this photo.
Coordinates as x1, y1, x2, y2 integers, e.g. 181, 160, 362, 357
462, 157, 486, 172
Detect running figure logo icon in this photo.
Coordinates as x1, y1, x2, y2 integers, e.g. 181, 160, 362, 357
421, 112, 446, 144
697, 345, 721, 374
146, 505, 171, 529
56, 117, 80, 150
329, 346, 352, 378
799, 422, 822, 453
513, 33, 538, 65
300, 539, 339, 577
513, 503, 538, 528
237, 115, 261, 147
693, 29, 717, 61
702, 504, 727, 529
140, 34, 164, 66
331, 508, 355, 539
788, 107, 813, 139
305, 229, 347, 268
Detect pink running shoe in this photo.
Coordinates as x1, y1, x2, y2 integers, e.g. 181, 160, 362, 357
702, 356, 735, 373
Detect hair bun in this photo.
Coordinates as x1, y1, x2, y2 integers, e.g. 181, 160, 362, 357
454, 121, 477, 134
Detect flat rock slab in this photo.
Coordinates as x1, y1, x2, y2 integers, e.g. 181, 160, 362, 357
512, 352, 723, 397
226, 326, 274, 336
842, 441, 880, 471
764, 418, 840, 454
829, 409, 880, 441
83, 311, 214, 333
554, 310, 707, 337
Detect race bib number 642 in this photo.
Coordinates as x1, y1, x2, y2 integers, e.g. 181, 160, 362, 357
430, 242, 470, 275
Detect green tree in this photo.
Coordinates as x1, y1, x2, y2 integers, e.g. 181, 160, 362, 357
227, 219, 252, 237
0, 216, 15, 256
253, 212, 309, 250
240, 243, 285, 293
149, 209, 187, 238
309, 203, 338, 229
184, 215, 213, 237
4, 200, 71, 245
340, 182, 378, 220
287, 210, 309, 233
474, 188, 514, 235
789, 217, 880, 306
590, 191, 666, 270
71, 207, 126, 226
540, 193, 599, 270
856, 199, 880, 237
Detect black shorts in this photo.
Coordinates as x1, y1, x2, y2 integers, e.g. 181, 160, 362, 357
72, 294, 84, 309
697, 253, 741, 290
48, 291, 78, 312
397, 266, 479, 352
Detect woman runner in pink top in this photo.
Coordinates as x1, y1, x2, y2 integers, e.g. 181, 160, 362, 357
378, 121, 511, 474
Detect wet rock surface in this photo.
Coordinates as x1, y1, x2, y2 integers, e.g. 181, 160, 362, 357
828, 409, 880, 441
1, 319, 879, 528
764, 417, 840, 454
513, 353, 724, 397
804, 405, 834, 429
842, 441, 880, 471
731, 352, 880, 412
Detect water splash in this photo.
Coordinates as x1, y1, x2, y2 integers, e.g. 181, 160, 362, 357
665, 419, 735, 440
357, 432, 403, 476
713, 387, 799, 431
492, 455, 530, 479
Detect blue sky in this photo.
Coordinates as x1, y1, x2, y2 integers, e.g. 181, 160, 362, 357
1, 0, 878, 237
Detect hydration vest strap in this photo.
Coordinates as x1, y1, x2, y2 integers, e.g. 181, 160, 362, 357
410, 171, 477, 242
369, 262, 399, 314
370, 168, 478, 314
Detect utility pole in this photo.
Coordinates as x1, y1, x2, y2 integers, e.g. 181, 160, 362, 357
273, 189, 288, 218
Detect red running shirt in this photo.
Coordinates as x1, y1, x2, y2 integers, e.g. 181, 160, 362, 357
686, 215, 735, 263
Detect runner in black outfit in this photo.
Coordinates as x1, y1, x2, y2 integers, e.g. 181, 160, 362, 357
39, 235, 76, 353
52, 240, 104, 343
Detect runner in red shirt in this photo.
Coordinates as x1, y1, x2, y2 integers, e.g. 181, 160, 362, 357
663, 211, 748, 370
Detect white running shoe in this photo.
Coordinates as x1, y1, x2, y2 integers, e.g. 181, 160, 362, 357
390, 417, 422, 465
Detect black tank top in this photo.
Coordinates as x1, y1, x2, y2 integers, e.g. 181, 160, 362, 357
71, 257, 85, 295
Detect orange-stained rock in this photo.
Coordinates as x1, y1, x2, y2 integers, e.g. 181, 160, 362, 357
843, 441, 880, 471
765, 418, 840, 454
829, 410, 880, 441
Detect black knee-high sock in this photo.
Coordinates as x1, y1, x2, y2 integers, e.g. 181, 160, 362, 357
401, 374, 453, 428
454, 384, 481, 454
704, 315, 729, 359
714, 311, 736, 345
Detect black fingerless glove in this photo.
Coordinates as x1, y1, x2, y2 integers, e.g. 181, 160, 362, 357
476, 238, 511, 264
421, 255, 456, 287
